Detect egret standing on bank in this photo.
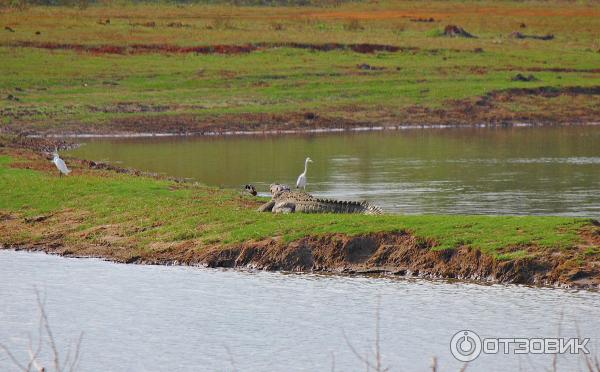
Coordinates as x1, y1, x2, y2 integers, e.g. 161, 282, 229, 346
296, 157, 313, 190
52, 150, 71, 176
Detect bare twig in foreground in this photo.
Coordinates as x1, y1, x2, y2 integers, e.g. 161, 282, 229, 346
343, 295, 389, 372
0, 288, 84, 372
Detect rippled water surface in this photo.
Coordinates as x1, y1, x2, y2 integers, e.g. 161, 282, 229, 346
69, 126, 600, 216
1, 251, 599, 371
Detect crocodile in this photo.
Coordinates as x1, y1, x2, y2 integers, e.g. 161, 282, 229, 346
258, 185, 383, 215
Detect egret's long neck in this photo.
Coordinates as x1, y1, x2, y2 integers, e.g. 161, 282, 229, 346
304, 159, 309, 174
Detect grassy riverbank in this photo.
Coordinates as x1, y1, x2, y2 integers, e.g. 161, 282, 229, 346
1, 143, 599, 287
1, 1, 600, 135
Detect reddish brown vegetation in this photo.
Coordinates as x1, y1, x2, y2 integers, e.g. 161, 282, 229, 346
167, 21, 191, 28
130, 21, 156, 28
484, 86, 600, 99
4, 135, 72, 153
410, 17, 435, 23
5, 41, 407, 55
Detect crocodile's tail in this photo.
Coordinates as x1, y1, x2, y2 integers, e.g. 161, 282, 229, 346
316, 198, 383, 215
360, 201, 383, 215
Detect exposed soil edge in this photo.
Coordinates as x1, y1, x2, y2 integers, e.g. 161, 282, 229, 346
3, 230, 599, 290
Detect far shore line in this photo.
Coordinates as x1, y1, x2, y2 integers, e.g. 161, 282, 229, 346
21, 121, 600, 139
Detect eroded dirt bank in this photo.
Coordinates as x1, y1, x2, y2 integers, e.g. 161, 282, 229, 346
3, 226, 600, 289
198, 232, 600, 288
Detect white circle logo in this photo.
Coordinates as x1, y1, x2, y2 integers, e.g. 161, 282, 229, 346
450, 330, 482, 362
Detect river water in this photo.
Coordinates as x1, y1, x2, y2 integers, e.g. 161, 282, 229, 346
1, 251, 599, 371
69, 126, 600, 217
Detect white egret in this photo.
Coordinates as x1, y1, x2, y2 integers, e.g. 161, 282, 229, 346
295, 157, 313, 190
52, 151, 71, 176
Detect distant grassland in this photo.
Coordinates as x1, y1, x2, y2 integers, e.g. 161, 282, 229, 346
0, 1, 599, 133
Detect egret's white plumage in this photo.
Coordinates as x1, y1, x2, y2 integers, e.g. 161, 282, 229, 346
295, 157, 313, 190
52, 152, 71, 176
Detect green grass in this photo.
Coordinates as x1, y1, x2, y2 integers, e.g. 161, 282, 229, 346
1, 46, 597, 127
0, 153, 592, 258
0, 1, 599, 130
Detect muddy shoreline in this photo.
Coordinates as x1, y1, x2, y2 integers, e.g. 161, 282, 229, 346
24, 121, 600, 139
5, 84, 599, 138
3, 228, 599, 290
7, 116, 600, 140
